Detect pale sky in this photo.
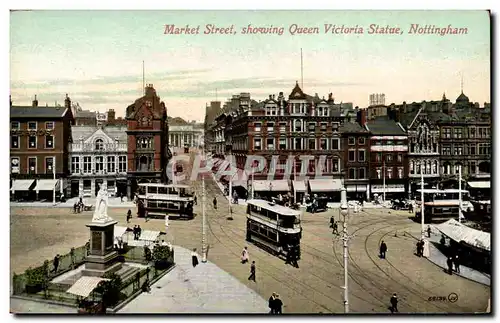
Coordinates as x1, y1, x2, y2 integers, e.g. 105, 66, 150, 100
10, 10, 490, 122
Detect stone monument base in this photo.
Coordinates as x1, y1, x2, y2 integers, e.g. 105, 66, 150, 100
83, 220, 122, 277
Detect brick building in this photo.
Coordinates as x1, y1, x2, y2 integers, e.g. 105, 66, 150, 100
10, 94, 75, 200
125, 84, 171, 199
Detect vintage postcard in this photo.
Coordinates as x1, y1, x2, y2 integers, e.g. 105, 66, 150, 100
9, 10, 491, 314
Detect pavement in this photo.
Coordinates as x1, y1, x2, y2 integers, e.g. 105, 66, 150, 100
10, 196, 136, 209
10, 298, 76, 314
119, 245, 269, 313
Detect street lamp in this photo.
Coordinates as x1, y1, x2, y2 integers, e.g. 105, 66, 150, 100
269, 182, 273, 202
339, 187, 350, 313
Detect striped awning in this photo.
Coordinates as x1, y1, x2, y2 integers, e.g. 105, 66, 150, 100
34, 179, 60, 191
253, 180, 290, 192
139, 230, 161, 242
114, 226, 128, 239
309, 179, 342, 192
10, 179, 36, 192
66, 276, 110, 298
292, 180, 306, 192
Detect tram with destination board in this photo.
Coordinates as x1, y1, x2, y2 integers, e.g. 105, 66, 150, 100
415, 189, 473, 223
246, 199, 302, 259
136, 183, 194, 219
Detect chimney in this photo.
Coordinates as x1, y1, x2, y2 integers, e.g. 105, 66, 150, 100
108, 109, 116, 121
269, 95, 272, 100
358, 108, 367, 127
64, 94, 71, 109
32, 95, 38, 107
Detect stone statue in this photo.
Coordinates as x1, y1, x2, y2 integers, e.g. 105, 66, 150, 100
92, 184, 112, 222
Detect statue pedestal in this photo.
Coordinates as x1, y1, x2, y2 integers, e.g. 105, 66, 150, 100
82, 220, 122, 277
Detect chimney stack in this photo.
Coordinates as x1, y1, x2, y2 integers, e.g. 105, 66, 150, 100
32, 95, 38, 107
64, 94, 71, 109
107, 109, 116, 123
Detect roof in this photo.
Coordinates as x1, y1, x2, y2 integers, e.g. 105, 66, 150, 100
366, 118, 405, 135
10, 106, 69, 118
309, 179, 342, 192
339, 122, 368, 133
434, 219, 490, 252
247, 199, 300, 217
456, 92, 470, 103
66, 276, 110, 298
71, 125, 128, 142
289, 82, 307, 100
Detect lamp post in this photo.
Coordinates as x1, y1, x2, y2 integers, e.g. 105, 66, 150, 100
53, 157, 56, 206
458, 165, 463, 223
201, 151, 207, 263
420, 161, 425, 239
339, 187, 350, 313
269, 182, 273, 202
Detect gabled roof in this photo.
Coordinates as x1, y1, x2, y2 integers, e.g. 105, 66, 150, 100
71, 125, 127, 142
366, 118, 406, 135
10, 106, 69, 118
339, 122, 369, 134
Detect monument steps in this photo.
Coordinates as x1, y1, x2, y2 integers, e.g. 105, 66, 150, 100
115, 265, 141, 282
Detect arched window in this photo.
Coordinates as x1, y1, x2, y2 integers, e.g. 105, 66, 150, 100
410, 161, 414, 174
95, 139, 104, 151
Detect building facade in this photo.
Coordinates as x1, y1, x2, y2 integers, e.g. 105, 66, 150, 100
125, 84, 171, 199
168, 117, 204, 150
10, 95, 74, 199
68, 125, 128, 198
366, 118, 409, 199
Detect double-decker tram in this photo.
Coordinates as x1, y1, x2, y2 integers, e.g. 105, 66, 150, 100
246, 199, 302, 259
415, 188, 473, 223
137, 183, 194, 219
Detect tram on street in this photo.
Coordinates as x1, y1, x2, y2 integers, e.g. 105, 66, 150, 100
136, 183, 194, 219
245, 199, 302, 259
415, 189, 473, 223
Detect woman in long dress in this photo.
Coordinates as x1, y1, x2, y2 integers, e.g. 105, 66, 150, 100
191, 248, 199, 267
241, 246, 249, 264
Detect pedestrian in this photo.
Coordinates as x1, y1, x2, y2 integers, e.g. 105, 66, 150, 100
127, 209, 132, 223
194, 195, 197, 205
285, 244, 291, 265
446, 256, 454, 275
145, 209, 149, 222
268, 292, 276, 314
52, 254, 60, 273
380, 241, 388, 259
427, 225, 431, 238
390, 293, 398, 313
241, 246, 249, 264
274, 294, 283, 314
454, 255, 460, 273
409, 203, 413, 213
330, 216, 334, 228
213, 197, 217, 209
333, 221, 338, 235
137, 225, 142, 240
416, 240, 423, 257
73, 202, 78, 214
440, 235, 446, 246
248, 261, 256, 282
291, 247, 299, 268
165, 215, 169, 234
133, 225, 138, 240
191, 248, 199, 268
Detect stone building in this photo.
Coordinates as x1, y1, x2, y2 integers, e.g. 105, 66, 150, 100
168, 117, 204, 150
10, 94, 74, 200
68, 125, 128, 198
204, 100, 221, 153
125, 84, 171, 199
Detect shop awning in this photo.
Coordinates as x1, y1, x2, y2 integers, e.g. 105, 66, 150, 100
468, 181, 490, 189
10, 179, 36, 192
252, 180, 290, 192
308, 179, 342, 192
346, 185, 367, 192
433, 219, 490, 252
139, 230, 161, 242
292, 180, 306, 192
34, 179, 60, 191
114, 226, 128, 239
66, 276, 110, 298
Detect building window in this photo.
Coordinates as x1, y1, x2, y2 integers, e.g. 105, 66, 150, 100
386, 154, 393, 162
443, 128, 452, 138
254, 138, 261, 150
308, 138, 316, 150
294, 138, 302, 150
470, 144, 476, 155
358, 150, 365, 162
320, 139, 327, 150
254, 122, 261, 132
95, 139, 104, 150
11, 157, 20, 174
358, 137, 365, 145
45, 157, 54, 174
442, 145, 451, 155
397, 154, 403, 163
376, 167, 382, 179
28, 122, 37, 130
71, 157, 80, 173
387, 167, 393, 179
348, 137, 355, 145
410, 161, 414, 174
107, 156, 115, 173
454, 146, 463, 155
267, 122, 274, 132
454, 128, 462, 139
119, 156, 127, 173
266, 138, 275, 150
83, 156, 92, 173
358, 167, 366, 179
348, 149, 356, 162
294, 120, 302, 132
348, 168, 356, 179
320, 122, 327, 131
332, 122, 339, 132
331, 138, 339, 150
279, 122, 287, 132
308, 122, 316, 132
11, 121, 20, 130
469, 127, 476, 138
279, 138, 287, 150
95, 156, 104, 173
28, 157, 36, 174
28, 136, 37, 149
376, 153, 382, 162
137, 137, 152, 149
11, 136, 19, 149
332, 158, 339, 172
45, 122, 54, 130
397, 167, 403, 179
45, 135, 54, 149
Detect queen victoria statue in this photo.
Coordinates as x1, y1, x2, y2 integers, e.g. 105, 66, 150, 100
92, 183, 113, 223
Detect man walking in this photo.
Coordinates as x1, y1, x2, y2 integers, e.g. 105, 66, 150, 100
332, 221, 338, 235
52, 254, 60, 273
274, 294, 283, 314
241, 246, 249, 264
268, 293, 276, 314
380, 241, 388, 259
165, 215, 169, 235
454, 255, 461, 273
213, 197, 217, 209
248, 261, 256, 282
390, 293, 398, 313
446, 256, 454, 275
126, 209, 132, 223
330, 216, 334, 228
427, 225, 431, 238
194, 195, 197, 205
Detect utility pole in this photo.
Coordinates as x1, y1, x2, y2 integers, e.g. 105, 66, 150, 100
382, 159, 386, 202
201, 151, 207, 263
458, 165, 463, 223
251, 161, 255, 199
228, 149, 233, 211
339, 187, 350, 313
420, 161, 425, 238
53, 157, 56, 206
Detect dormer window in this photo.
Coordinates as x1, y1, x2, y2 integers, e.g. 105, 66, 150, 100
95, 139, 104, 151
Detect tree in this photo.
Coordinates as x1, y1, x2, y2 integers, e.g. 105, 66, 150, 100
94, 273, 123, 310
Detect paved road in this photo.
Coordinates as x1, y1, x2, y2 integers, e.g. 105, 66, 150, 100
9, 153, 490, 313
